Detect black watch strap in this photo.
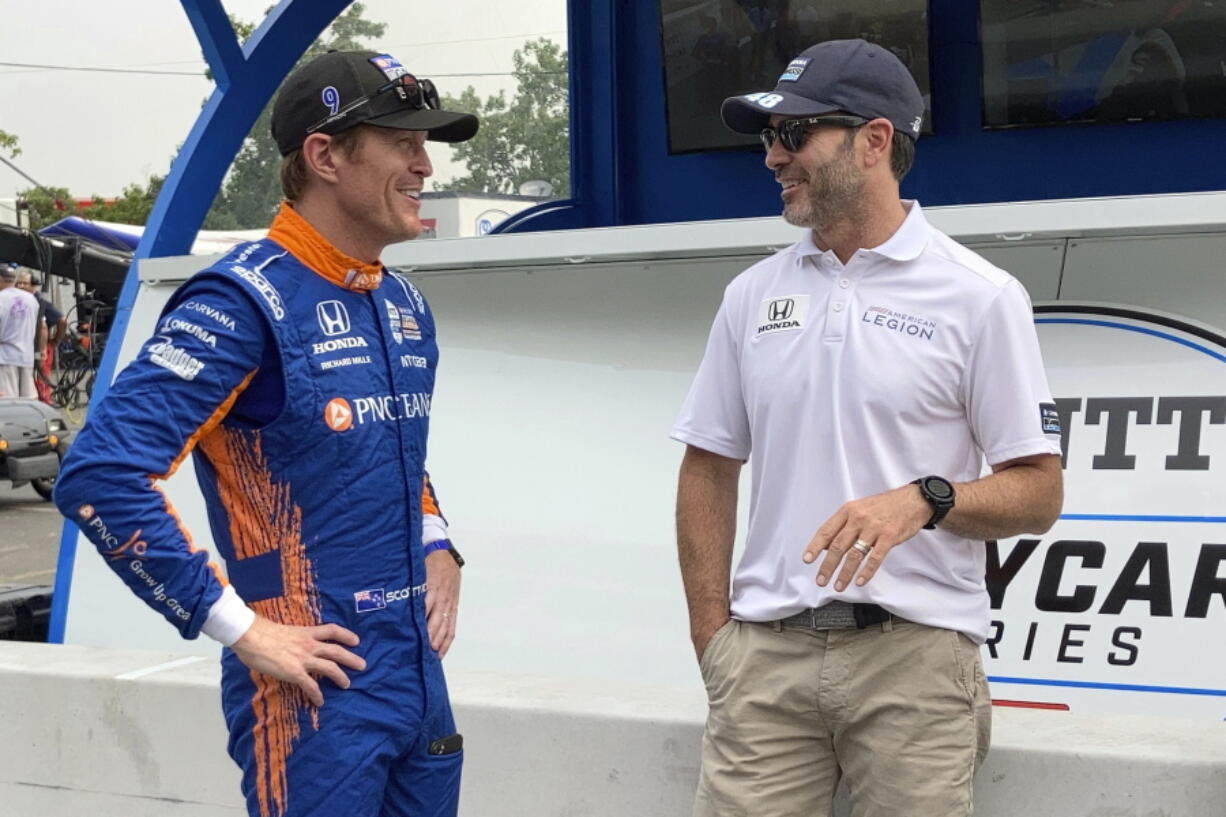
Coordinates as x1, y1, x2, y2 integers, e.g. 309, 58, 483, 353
912, 476, 955, 530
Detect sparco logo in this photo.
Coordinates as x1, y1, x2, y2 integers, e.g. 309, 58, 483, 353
768, 299, 795, 321
316, 300, 351, 337
404, 278, 426, 314
229, 264, 286, 320
312, 336, 369, 355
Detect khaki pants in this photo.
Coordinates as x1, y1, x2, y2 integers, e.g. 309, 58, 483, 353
694, 618, 991, 817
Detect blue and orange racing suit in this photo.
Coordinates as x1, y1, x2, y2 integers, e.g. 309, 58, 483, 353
55, 203, 462, 817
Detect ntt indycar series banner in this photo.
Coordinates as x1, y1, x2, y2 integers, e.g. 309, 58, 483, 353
987, 305, 1226, 718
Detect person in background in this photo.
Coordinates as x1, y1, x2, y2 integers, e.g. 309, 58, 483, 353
0, 263, 40, 398
15, 269, 59, 403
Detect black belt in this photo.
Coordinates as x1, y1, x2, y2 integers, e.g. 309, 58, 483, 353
778, 601, 903, 630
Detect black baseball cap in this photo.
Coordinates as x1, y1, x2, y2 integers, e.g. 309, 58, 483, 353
272, 50, 479, 156
721, 39, 924, 140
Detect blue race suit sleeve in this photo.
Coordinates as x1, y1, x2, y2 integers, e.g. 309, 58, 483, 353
54, 279, 268, 642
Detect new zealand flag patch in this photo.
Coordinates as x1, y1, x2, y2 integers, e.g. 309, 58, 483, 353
354, 588, 387, 613
1040, 402, 1061, 434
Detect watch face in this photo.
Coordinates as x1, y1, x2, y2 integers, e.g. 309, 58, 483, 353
924, 477, 953, 500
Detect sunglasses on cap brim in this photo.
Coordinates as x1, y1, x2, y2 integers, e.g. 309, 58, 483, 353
306, 73, 442, 136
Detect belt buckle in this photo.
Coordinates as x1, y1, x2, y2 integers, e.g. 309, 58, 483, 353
852, 603, 889, 629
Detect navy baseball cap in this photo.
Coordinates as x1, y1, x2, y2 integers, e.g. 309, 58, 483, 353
272, 50, 479, 156
721, 39, 925, 140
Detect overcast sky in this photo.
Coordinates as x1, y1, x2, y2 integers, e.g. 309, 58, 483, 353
0, 0, 567, 205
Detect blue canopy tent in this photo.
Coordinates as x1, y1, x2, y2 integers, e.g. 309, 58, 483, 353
38, 216, 141, 254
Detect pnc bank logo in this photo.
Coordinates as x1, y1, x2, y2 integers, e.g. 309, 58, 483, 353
324, 398, 354, 431
768, 298, 795, 322
324, 392, 432, 432
316, 300, 351, 337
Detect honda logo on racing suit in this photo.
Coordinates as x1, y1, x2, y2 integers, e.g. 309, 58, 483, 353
317, 301, 351, 337
768, 298, 795, 322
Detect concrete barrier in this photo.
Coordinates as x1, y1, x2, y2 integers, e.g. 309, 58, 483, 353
1, 642, 1223, 816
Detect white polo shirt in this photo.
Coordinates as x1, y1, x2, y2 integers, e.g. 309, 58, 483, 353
671, 201, 1061, 643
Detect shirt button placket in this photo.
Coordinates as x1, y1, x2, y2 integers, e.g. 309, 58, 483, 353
825, 273, 853, 342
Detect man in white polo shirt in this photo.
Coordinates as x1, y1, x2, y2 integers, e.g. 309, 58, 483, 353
672, 39, 1064, 817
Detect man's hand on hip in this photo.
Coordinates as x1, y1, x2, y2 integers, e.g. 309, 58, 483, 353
425, 550, 461, 658
802, 483, 931, 591
230, 616, 366, 707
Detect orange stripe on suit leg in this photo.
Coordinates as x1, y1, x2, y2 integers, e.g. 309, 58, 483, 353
200, 426, 321, 817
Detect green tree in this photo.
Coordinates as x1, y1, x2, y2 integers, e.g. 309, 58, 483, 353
17, 175, 164, 230
0, 129, 19, 158
204, 3, 386, 229
91, 175, 165, 226
436, 39, 569, 196
17, 186, 77, 230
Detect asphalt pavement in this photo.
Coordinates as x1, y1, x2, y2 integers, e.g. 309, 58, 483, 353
0, 469, 65, 589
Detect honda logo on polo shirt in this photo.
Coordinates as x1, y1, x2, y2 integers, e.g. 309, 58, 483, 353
317, 300, 351, 336
769, 299, 795, 322
757, 294, 809, 336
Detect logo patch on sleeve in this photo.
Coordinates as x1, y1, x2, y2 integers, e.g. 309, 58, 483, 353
779, 57, 811, 82
757, 295, 809, 336
1040, 402, 1061, 434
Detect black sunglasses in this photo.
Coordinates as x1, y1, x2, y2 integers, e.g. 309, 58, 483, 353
759, 115, 870, 152
306, 73, 441, 135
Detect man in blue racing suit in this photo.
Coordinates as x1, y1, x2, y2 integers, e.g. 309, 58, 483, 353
54, 50, 477, 817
